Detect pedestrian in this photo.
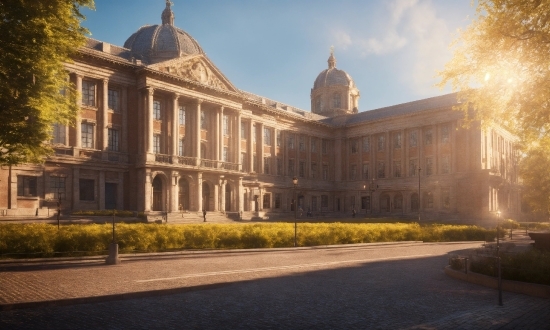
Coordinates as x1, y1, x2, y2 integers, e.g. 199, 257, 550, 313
203, 209, 207, 222
179, 204, 183, 218
352, 208, 356, 218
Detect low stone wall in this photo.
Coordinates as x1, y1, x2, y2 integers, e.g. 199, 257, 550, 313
444, 265, 550, 299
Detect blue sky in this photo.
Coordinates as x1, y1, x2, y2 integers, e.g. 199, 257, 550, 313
81, 0, 474, 112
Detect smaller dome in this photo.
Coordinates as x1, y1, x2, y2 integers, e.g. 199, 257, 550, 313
313, 51, 355, 89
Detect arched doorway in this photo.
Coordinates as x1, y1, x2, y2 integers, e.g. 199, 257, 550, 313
202, 182, 210, 211
380, 194, 390, 212
178, 178, 189, 211
152, 176, 163, 211
225, 183, 231, 211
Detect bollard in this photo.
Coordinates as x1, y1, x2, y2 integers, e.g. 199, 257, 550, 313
105, 242, 121, 265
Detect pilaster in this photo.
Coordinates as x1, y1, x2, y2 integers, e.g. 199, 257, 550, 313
172, 94, 179, 156
75, 74, 82, 148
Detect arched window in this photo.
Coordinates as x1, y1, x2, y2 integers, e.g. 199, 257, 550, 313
333, 93, 341, 108
411, 193, 419, 211
315, 96, 322, 112
394, 193, 403, 210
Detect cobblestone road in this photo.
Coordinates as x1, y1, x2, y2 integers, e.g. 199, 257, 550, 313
1, 242, 548, 329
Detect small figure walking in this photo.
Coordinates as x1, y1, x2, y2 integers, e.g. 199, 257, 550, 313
352, 208, 356, 218
179, 204, 184, 218
203, 209, 207, 222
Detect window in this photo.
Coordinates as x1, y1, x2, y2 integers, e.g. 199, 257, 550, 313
253, 154, 258, 172
108, 89, 120, 112
82, 80, 96, 106
264, 157, 270, 174
277, 158, 283, 175
299, 161, 305, 177
362, 196, 370, 211
108, 128, 119, 152
179, 106, 186, 125
322, 139, 328, 154
200, 110, 206, 129
394, 132, 402, 149
442, 190, 450, 209
223, 115, 229, 136
350, 164, 357, 180
50, 176, 65, 200
17, 176, 37, 197
409, 159, 418, 177
424, 129, 433, 145
263, 194, 271, 209
410, 131, 417, 147
223, 147, 228, 162
333, 93, 341, 108
411, 193, 419, 211
299, 136, 305, 151
81, 123, 94, 149
276, 130, 281, 147
311, 162, 317, 178
423, 191, 433, 209
377, 161, 385, 178
241, 123, 246, 139
79, 179, 94, 201
363, 137, 370, 152
288, 159, 294, 176
312, 196, 317, 211
275, 193, 281, 209
51, 123, 66, 145
153, 100, 161, 120
179, 139, 185, 156
426, 158, 433, 175
321, 195, 329, 208
441, 125, 450, 143
241, 153, 247, 172
153, 134, 161, 154
311, 139, 317, 153
350, 139, 358, 153
362, 164, 369, 179
323, 165, 329, 180
378, 135, 385, 151
315, 96, 321, 112
394, 194, 403, 210
441, 155, 450, 174
394, 161, 401, 178
264, 127, 271, 145
288, 135, 295, 149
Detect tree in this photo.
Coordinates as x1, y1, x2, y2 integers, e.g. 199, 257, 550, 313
0, 0, 94, 165
520, 136, 550, 214
438, 0, 550, 144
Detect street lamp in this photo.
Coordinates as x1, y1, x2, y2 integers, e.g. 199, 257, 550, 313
293, 176, 298, 247
497, 210, 503, 306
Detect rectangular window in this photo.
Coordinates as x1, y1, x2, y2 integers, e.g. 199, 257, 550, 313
299, 161, 305, 177
441, 155, 450, 174
277, 158, 283, 176
17, 176, 37, 197
350, 164, 357, 180
394, 161, 401, 178
108, 128, 119, 152
51, 123, 66, 145
82, 80, 96, 107
377, 161, 385, 178
361, 196, 369, 210
322, 139, 328, 154
223, 115, 229, 136
394, 132, 402, 149
263, 193, 271, 209
362, 164, 369, 179
241, 153, 247, 172
442, 189, 450, 209
350, 139, 358, 153
81, 123, 94, 149
276, 130, 281, 147
409, 159, 418, 177
299, 136, 305, 151
50, 176, 65, 200
253, 154, 258, 172
288, 160, 295, 176
108, 89, 120, 112
289, 135, 295, 149
410, 131, 418, 147
311, 162, 317, 178
424, 192, 434, 209
79, 179, 94, 201
363, 136, 370, 152
426, 157, 433, 175
179, 139, 185, 156
378, 135, 385, 151
312, 196, 317, 211
223, 147, 228, 162
311, 139, 317, 153
264, 127, 271, 146
264, 157, 270, 174
179, 106, 186, 125
323, 165, 329, 180
200, 110, 206, 129
275, 193, 281, 209
424, 129, 433, 145
441, 125, 450, 143
153, 100, 161, 120
321, 195, 329, 208
241, 123, 246, 139
153, 134, 161, 154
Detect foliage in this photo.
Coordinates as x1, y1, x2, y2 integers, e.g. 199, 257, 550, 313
0, 222, 494, 258
438, 0, 550, 144
0, 0, 94, 165
519, 136, 550, 213
72, 210, 139, 218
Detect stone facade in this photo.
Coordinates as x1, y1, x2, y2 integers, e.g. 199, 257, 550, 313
0, 2, 522, 223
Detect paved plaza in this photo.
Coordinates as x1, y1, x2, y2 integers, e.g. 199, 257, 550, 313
0, 241, 549, 329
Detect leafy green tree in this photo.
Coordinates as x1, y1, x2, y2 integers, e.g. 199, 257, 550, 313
520, 137, 550, 214
0, 0, 94, 165
438, 0, 550, 143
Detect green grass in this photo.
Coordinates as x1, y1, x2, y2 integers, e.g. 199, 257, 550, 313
0, 222, 495, 258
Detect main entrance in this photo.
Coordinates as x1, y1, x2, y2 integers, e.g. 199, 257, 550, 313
152, 176, 163, 211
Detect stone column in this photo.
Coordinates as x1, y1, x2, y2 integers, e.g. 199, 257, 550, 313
248, 120, 253, 172
121, 86, 128, 153
236, 112, 242, 171
258, 187, 263, 211
144, 170, 152, 212
238, 177, 243, 212
258, 122, 264, 173
101, 79, 109, 151
146, 88, 154, 154
75, 75, 82, 149
197, 172, 203, 211
99, 171, 105, 210
172, 94, 179, 157
171, 171, 179, 212
221, 181, 226, 212
195, 100, 202, 164
217, 107, 223, 161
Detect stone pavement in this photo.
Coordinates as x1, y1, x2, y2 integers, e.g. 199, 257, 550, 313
0, 242, 549, 329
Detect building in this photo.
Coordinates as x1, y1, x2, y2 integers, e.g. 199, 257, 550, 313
0, 2, 522, 223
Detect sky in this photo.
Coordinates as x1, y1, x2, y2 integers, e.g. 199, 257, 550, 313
81, 0, 475, 112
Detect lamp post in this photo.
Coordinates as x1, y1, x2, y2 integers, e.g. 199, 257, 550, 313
418, 166, 421, 222
293, 176, 298, 247
497, 210, 503, 306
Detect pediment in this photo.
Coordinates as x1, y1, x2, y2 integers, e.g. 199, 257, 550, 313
150, 55, 237, 92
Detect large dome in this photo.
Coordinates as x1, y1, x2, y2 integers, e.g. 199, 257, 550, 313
313, 52, 355, 89
123, 1, 204, 64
